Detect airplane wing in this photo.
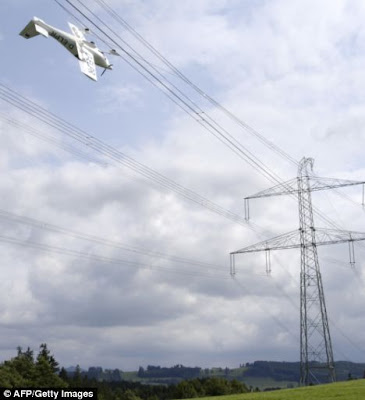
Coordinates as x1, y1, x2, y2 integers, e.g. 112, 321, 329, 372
68, 22, 86, 41
76, 41, 97, 81
69, 22, 97, 81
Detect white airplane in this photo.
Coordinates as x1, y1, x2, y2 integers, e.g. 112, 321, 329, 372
20, 17, 118, 81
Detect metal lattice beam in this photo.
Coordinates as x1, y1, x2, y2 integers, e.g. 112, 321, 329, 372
231, 228, 365, 254
246, 177, 365, 199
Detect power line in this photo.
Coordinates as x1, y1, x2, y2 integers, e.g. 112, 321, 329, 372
59, 0, 294, 186
0, 112, 104, 165
91, 0, 298, 167
20, 0, 364, 276
56, 0, 364, 237
231, 158, 365, 384
0, 83, 250, 227
2, 107, 361, 361
232, 276, 299, 344
0, 208, 231, 272
12, 3, 364, 360
0, 232, 231, 281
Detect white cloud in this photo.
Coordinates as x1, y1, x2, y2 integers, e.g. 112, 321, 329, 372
97, 84, 143, 114
0, 0, 365, 371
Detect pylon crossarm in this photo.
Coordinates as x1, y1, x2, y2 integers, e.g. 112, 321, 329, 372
245, 177, 365, 201
309, 177, 365, 192
315, 228, 365, 247
231, 230, 300, 254
231, 228, 365, 256
245, 178, 298, 200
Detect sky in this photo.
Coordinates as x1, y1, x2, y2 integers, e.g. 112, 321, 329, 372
0, 0, 365, 371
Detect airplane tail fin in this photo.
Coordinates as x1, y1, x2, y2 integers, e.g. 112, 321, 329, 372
19, 17, 49, 39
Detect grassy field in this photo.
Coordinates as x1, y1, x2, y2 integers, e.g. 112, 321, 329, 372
241, 377, 297, 391
199, 380, 365, 400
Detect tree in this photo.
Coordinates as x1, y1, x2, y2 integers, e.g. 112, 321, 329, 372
119, 389, 142, 400
37, 343, 59, 373
59, 367, 69, 382
0, 364, 28, 387
10, 347, 36, 382
174, 381, 198, 399
22, 347, 34, 363
111, 369, 122, 382
203, 377, 229, 396
0, 345, 66, 388
33, 344, 66, 387
190, 379, 205, 397
229, 379, 248, 394
34, 357, 67, 387
71, 365, 83, 387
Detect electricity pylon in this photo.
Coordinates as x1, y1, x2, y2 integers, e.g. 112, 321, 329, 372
230, 157, 365, 385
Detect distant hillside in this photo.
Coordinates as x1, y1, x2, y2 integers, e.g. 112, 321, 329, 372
138, 365, 201, 380
78, 361, 365, 389
243, 360, 365, 385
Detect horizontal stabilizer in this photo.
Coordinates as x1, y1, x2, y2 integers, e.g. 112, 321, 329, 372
34, 23, 49, 38
19, 18, 49, 39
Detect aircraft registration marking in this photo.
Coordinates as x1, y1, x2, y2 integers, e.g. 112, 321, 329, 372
50, 31, 75, 50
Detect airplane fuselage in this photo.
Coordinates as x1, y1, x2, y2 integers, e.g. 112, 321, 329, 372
37, 20, 112, 70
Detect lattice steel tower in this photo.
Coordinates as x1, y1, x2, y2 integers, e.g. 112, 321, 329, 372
297, 158, 334, 384
231, 157, 365, 385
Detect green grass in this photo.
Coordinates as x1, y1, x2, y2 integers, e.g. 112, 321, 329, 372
198, 380, 365, 400
241, 377, 297, 391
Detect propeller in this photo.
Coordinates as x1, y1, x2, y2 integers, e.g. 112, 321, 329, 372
101, 65, 113, 77
99, 49, 118, 78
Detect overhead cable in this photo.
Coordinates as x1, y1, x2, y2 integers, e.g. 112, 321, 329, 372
0, 83, 251, 227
